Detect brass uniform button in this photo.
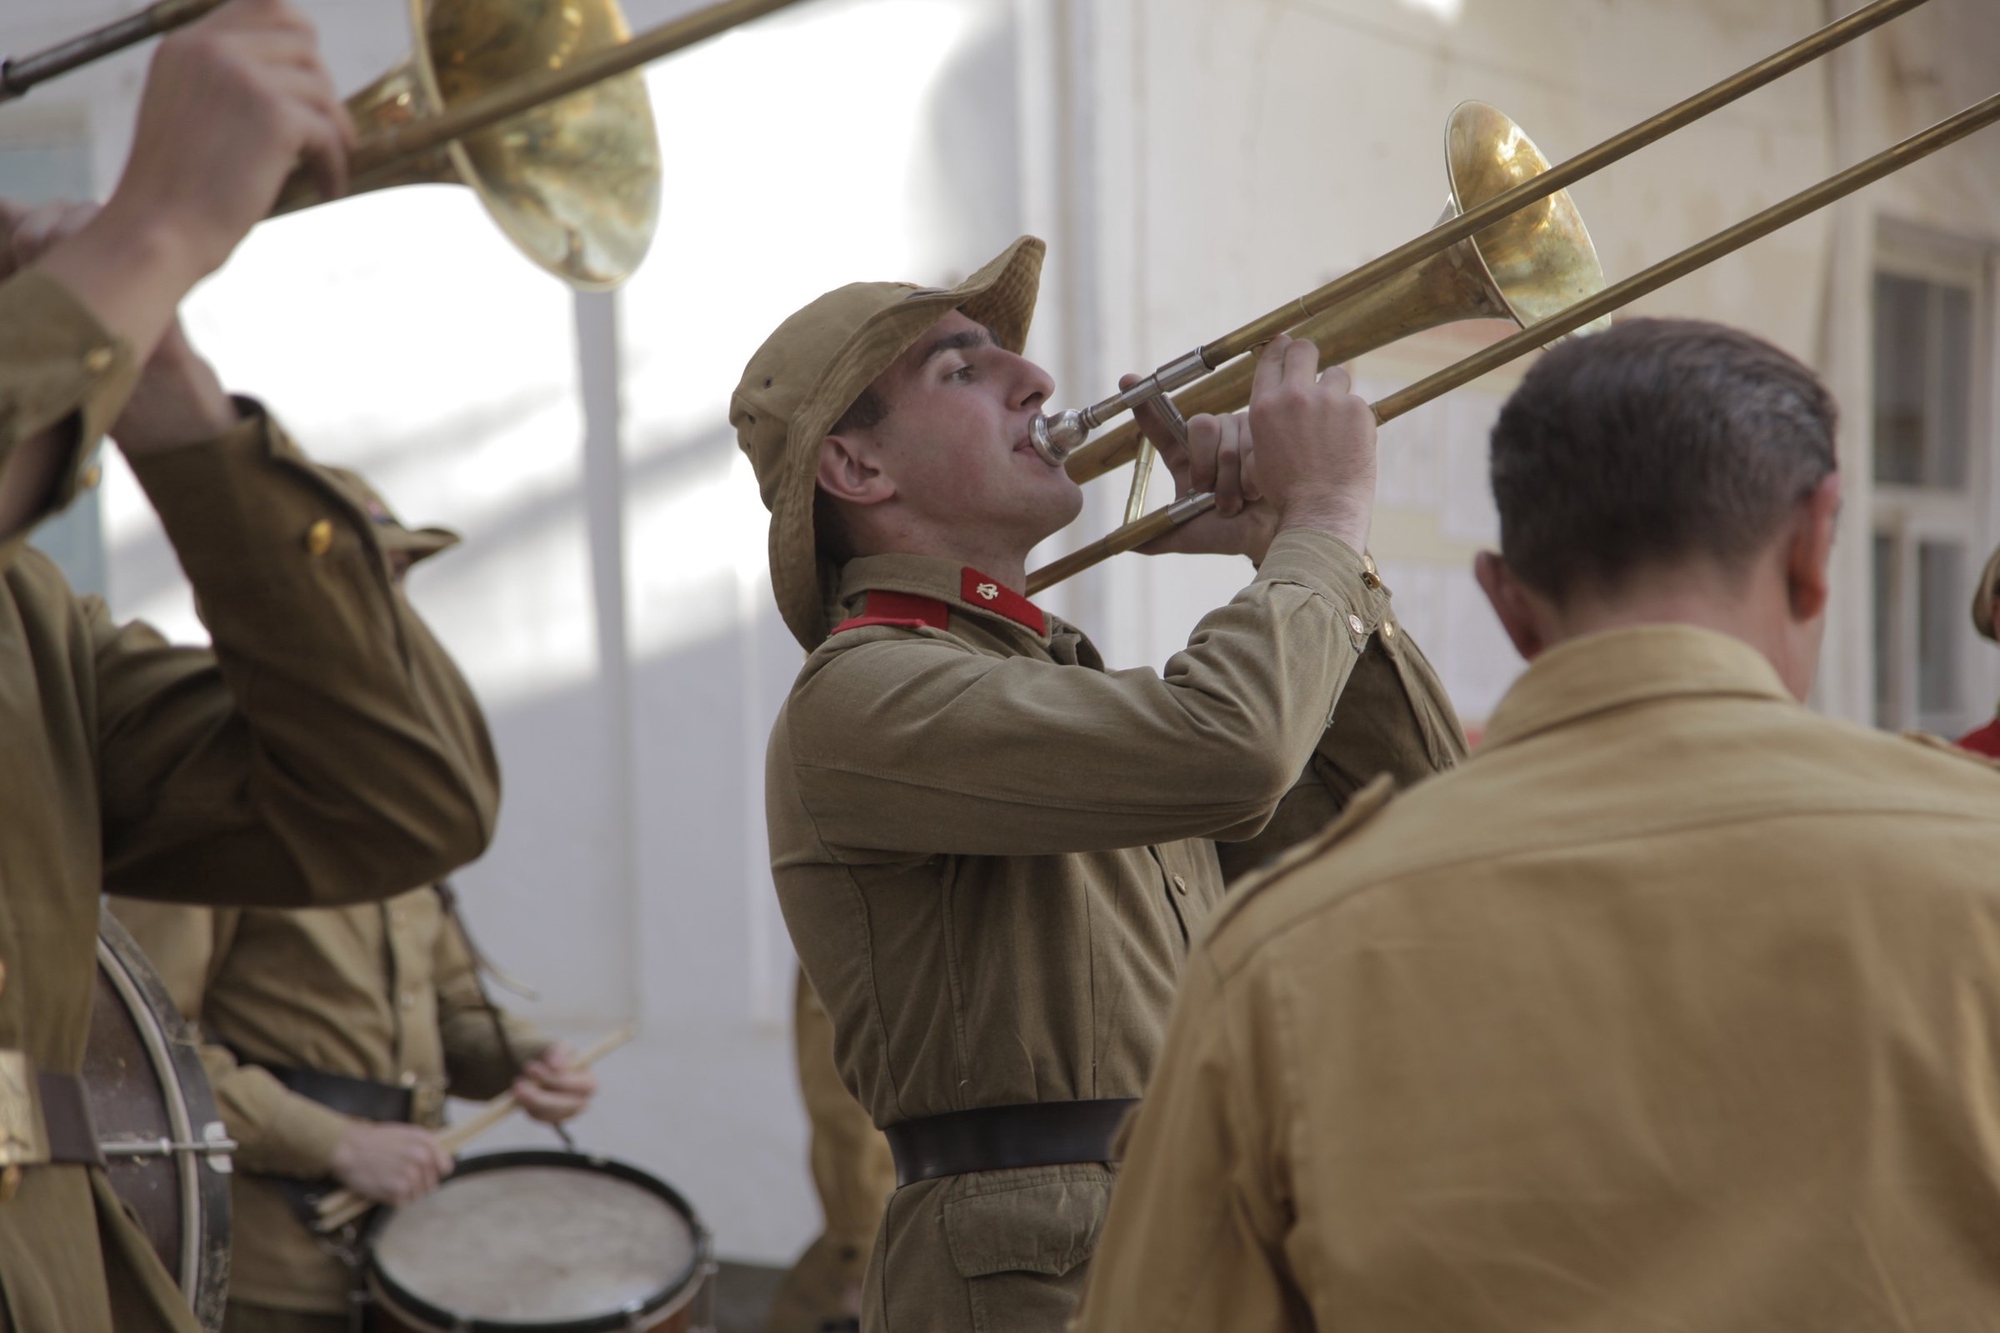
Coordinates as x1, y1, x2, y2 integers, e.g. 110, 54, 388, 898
1383, 620, 1397, 640
305, 519, 334, 556
80, 464, 102, 491
1171, 874, 1188, 896
399, 1071, 419, 1088
1361, 553, 1382, 590
82, 346, 114, 374
1347, 614, 1366, 635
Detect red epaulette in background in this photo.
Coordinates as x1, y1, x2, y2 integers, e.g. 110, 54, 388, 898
831, 590, 951, 634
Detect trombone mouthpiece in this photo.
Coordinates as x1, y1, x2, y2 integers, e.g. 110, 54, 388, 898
1030, 411, 1088, 465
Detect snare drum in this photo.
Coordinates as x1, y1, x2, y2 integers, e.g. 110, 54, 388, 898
365, 1150, 715, 1333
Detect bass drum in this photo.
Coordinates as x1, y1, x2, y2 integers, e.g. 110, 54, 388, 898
87, 910, 234, 1333
366, 1150, 715, 1333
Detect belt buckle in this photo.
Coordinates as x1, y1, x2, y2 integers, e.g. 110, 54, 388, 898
0, 1050, 50, 1201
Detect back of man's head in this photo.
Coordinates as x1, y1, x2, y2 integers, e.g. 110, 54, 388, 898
1490, 318, 1838, 603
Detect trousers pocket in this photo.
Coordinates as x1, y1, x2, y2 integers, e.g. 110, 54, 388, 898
941, 1165, 1115, 1280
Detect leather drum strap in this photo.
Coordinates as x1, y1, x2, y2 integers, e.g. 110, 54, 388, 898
35, 1071, 104, 1167
883, 1098, 1139, 1188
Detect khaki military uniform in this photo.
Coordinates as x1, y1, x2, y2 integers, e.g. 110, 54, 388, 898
767, 968, 897, 1333
109, 888, 545, 1319
1077, 624, 2000, 1332
767, 532, 1461, 1333
0, 270, 500, 1333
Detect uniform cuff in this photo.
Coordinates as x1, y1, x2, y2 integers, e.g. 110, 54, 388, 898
125, 401, 389, 602
1255, 529, 1396, 648
0, 269, 140, 525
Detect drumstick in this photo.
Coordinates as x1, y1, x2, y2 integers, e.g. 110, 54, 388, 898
313, 1025, 637, 1233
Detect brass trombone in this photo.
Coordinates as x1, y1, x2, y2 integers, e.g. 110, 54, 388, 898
0, 0, 814, 286
1023, 0, 2000, 595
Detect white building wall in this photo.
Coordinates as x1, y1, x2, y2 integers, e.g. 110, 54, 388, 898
3, 0, 1997, 1266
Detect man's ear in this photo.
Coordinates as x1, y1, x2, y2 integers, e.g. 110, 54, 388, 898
1475, 549, 1549, 662
816, 432, 894, 507
1785, 472, 1842, 624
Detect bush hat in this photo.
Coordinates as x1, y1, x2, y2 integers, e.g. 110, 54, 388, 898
731, 236, 1045, 650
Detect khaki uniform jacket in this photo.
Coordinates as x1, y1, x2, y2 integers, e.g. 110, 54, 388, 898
1076, 625, 2000, 1333
766, 532, 1463, 1333
109, 889, 545, 1314
0, 271, 500, 1333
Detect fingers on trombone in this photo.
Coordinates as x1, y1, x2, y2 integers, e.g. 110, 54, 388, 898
1185, 413, 1223, 496
1213, 415, 1249, 518
1317, 360, 1354, 397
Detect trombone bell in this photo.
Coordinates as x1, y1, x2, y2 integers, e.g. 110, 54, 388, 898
336, 0, 663, 289
1446, 100, 1609, 338
1049, 101, 1609, 485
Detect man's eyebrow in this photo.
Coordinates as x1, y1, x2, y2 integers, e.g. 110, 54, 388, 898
916, 327, 994, 367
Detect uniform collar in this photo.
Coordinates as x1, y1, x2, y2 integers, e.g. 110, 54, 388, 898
832, 552, 1050, 641
1481, 624, 1794, 752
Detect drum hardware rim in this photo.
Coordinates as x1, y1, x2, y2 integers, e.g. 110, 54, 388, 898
99, 1124, 240, 1161
364, 1148, 715, 1333
97, 932, 209, 1298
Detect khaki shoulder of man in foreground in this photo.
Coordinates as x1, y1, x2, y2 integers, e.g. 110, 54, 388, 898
0, 4, 499, 1330
1075, 317, 2000, 1332
738, 238, 1464, 1333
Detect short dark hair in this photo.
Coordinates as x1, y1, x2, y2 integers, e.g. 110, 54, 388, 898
1489, 318, 1838, 600
814, 386, 892, 566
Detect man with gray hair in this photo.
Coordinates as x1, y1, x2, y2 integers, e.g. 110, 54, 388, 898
1074, 318, 2000, 1332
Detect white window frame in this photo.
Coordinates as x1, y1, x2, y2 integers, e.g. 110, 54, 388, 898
1870, 219, 1997, 737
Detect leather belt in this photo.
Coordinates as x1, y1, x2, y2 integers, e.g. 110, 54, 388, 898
35, 1071, 104, 1167
249, 1060, 413, 1123
884, 1099, 1139, 1188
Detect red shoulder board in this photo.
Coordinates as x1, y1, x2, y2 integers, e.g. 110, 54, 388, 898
960, 568, 1047, 636
832, 590, 951, 634
1958, 718, 2000, 758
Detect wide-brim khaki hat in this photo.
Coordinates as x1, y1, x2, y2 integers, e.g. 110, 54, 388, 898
1975, 541, 2000, 642
322, 465, 460, 566
732, 236, 1045, 650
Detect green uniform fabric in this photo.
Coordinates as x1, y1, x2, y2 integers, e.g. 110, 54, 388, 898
0, 270, 500, 1333
110, 889, 546, 1314
1078, 625, 2000, 1332
765, 530, 1461, 1333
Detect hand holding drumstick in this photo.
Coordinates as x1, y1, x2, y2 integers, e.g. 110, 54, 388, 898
315, 1026, 634, 1232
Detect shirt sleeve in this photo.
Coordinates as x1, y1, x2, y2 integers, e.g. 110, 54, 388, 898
1219, 618, 1467, 883
92, 407, 501, 906
781, 530, 1383, 857
0, 270, 140, 540
1069, 950, 1301, 1333
432, 906, 547, 1102
107, 899, 351, 1178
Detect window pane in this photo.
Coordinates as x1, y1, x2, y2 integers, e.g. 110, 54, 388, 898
1873, 273, 1928, 485
1938, 284, 1972, 489
1917, 539, 1962, 715
1873, 532, 1897, 726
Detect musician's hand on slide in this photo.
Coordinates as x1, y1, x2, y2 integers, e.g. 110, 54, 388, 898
1246, 336, 1376, 553
328, 1121, 455, 1205
34, 0, 355, 365
513, 1042, 598, 1124
1134, 387, 1280, 564
3, 200, 238, 455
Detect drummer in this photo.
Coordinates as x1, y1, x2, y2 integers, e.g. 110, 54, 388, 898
111, 486, 595, 1333
0, 4, 500, 1333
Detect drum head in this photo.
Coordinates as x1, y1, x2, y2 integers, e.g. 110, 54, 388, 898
367, 1150, 707, 1332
